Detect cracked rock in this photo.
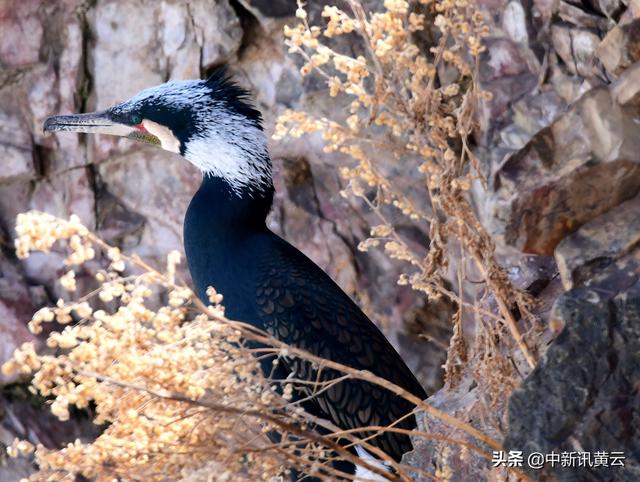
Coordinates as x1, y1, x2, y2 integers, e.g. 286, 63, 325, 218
504, 250, 640, 481
555, 192, 640, 290
597, 18, 640, 77
489, 63, 640, 255
551, 25, 600, 78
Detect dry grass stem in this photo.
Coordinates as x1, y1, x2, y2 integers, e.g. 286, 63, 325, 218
3, 211, 526, 481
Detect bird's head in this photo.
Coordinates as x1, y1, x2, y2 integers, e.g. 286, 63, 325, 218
44, 69, 271, 195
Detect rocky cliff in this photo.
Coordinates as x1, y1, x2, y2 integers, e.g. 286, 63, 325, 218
1, 0, 639, 480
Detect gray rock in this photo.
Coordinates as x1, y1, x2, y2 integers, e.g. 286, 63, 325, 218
557, 1, 612, 31
97, 147, 200, 274
504, 250, 640, 480
551, 25, 600, 77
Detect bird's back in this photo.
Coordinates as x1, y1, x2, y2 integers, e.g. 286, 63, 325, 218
253, 232, 427, 460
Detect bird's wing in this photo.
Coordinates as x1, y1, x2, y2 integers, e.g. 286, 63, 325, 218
255, 238, 427, 460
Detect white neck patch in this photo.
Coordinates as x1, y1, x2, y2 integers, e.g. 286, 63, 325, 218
183, 110, 272, 195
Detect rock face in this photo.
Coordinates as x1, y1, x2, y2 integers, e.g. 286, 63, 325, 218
597, 19, 640, 76
468, 0, 640, 479
2, 0, 640, 480
505, 252, 640, 481
403, 0, 640, 479
491, 79, 640, 255
555, 192, 640, 290
0, 0, 447, 474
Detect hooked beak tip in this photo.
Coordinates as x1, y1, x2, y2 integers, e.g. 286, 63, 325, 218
43, 117, 56, 134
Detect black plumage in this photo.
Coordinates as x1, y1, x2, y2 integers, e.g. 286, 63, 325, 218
185, 175, 427, 465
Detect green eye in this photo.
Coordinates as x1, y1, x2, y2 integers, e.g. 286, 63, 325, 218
131, 115, 142, 125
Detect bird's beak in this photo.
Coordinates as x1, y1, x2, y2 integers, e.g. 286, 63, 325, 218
43, 110, 160, 146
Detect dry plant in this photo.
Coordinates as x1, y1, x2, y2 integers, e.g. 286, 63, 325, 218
3, 195, 540, 482
2, 212, 408, 481
1, 2, 545, 480
4, 212, 537, 482
275, 0, 539, 410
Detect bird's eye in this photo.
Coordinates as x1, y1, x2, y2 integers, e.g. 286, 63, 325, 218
131, 115, 142, 125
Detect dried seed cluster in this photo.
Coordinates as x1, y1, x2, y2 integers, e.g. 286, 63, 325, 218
4, 212, 367, 481
276, 0, 539, 431
276, 0, 491, 299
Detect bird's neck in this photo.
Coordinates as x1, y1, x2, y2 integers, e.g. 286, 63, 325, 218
183, 174, 274, 300
186, 174, 273, 237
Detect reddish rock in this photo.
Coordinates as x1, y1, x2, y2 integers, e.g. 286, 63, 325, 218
597, 19, 640, 77
0, 0, 43, 69
0, 253, 37, 385
490, 67, 640, 255
555, 192, 640, 290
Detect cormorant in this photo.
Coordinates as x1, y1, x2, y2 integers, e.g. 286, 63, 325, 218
44, 69, 428, 480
